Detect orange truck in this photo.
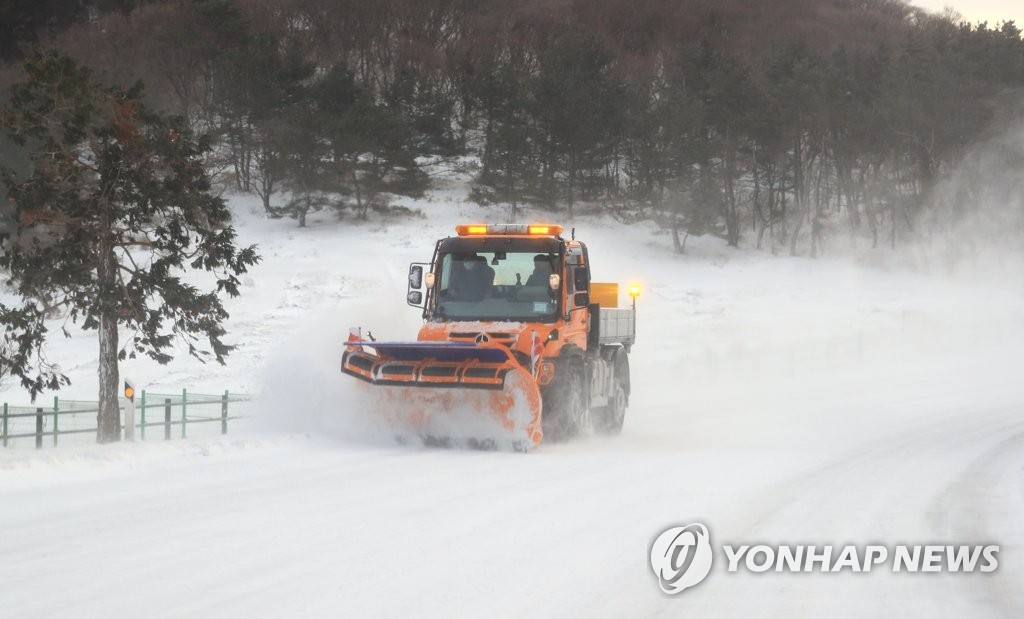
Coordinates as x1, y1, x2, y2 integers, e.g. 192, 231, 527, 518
341, 224, 637, 451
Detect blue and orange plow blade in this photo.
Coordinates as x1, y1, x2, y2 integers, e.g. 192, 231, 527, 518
341, 342, 543, 450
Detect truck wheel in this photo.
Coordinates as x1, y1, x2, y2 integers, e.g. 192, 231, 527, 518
542, 362, 586, 442
593, 353, 628, 435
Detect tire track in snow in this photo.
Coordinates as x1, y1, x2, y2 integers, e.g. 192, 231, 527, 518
661, 404, 1024, 618
931, 429, 1024, 618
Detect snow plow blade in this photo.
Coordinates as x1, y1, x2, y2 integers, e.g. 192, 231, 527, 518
341, 342, 543, 451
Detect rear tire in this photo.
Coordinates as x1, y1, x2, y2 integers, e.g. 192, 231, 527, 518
593, 353, 628, 435
542, 362, 587, 442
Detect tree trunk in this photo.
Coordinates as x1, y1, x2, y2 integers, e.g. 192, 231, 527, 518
96, 310, 120, 442
353, 166, 365, 219
258, 176, 274, 217
789, 134, 804, 256
240, 137, 252, 192
723, 135, 739, 247
568, 150, 576, 220
298, 194, 309, 228
752, 145, 760, 232
507, 156, 517, 221
890, 201, 897, 250
96, 233, 120, 443
482, 112, 494, 178
256, 147, 276, 217
766, 161, 776, 252
671, 223, 683, 253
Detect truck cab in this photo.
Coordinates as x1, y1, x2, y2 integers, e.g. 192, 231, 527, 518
405, 224, 635, 440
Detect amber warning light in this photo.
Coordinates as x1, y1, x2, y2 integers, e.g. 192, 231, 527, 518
629, 284, 641, 309
456, 224, 564, 237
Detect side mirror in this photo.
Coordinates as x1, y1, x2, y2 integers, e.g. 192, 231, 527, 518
407, 262, 430, 308
573, 268, 589, 292
573, 292, 589, 308
409, 265, 423, 289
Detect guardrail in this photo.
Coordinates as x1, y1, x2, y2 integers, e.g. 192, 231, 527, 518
1, 389, 250, 449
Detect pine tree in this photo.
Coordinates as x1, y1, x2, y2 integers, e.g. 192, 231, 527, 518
472, 60, 536, 217
531, 29, 628, 217
316, 66, 428, 220
224, 33, 314, 215
385, 66, 459, 156
0, 51, 260, 442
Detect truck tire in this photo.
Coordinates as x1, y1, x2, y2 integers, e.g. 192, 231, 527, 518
593, 352, 628, 435
542, 361, 587, 442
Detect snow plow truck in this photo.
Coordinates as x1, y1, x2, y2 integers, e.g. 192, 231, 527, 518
341, 224, 637, 451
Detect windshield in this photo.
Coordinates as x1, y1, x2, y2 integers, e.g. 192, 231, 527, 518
435, 251, 560, 321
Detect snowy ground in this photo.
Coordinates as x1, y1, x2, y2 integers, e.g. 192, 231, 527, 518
2, 169, 1023, 617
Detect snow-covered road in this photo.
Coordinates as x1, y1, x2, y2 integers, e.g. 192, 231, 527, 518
2, 195, 1023, 617
3, 363, 1021, 617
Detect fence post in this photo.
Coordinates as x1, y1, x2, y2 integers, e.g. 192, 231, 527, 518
181, 388, 187, 439
2, 403, 7, 448
53, 396, 59, 447
221, 390, 229, 435
140, 390, 146, 441
164, 398, 172, 441
35, 407, 43, 449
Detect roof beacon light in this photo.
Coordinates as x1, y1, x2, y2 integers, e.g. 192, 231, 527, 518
528, 224, 562, 236
455, 224, 564, 237
456, 224, 489, 236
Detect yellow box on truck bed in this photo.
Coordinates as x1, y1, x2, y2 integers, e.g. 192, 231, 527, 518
591, 282, 619, 308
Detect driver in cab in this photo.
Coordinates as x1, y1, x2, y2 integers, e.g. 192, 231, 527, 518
448, 253, 494, 302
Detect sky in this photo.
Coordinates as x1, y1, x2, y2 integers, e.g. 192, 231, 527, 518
910, 0, 1024, 27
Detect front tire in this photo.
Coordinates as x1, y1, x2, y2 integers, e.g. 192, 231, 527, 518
542, 362, 587, 442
